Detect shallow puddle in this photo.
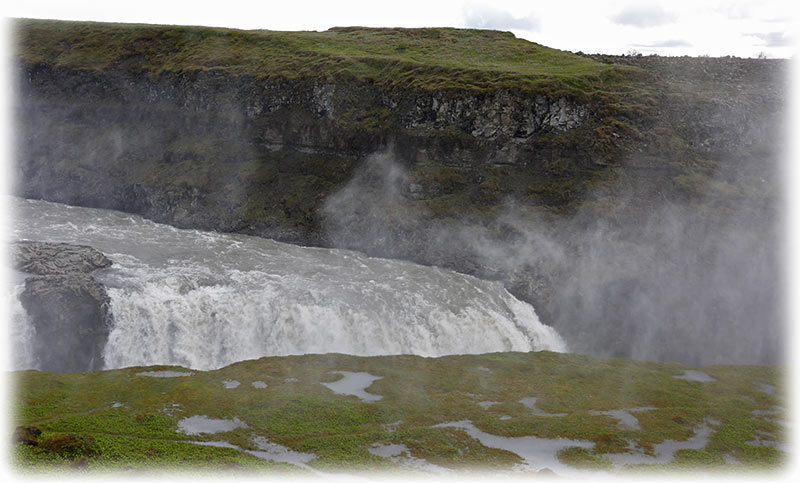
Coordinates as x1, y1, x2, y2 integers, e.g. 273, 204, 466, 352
177, 415, 248, 435
673, 370, 716, 382
190, 436, 316, 470
752, 408, 783, 416
383, 420, 402, 433
435, 420, 594, 476
757, 382, 776, 395
589, 407, 656, 430
519, 397, 567, 417
249, 435, 316, 468
191, 440, 240, 449
136, 370, 195, 378
603, 420, 716, 466
368, 443, 452, 474
752, 407, 789, 428
745, 427, 790, 452
321, 371, 383, 402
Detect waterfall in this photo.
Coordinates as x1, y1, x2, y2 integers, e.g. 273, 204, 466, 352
10, 197, 566, 371
7, 277, 39, 369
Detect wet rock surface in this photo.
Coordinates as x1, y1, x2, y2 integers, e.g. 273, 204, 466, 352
12, 240, 114, 373
11, 240, 113, 275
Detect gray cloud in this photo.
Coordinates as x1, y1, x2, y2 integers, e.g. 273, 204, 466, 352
633, 39, 692, 48
610, 4, 678, 28
463, 5, 540, 32
716, 1, 793, 23
747, 31, 793, 47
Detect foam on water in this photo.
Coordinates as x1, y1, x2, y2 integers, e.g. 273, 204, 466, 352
10, 197, 566, 370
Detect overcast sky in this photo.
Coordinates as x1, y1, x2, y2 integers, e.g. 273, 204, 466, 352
2, 0, 796, 58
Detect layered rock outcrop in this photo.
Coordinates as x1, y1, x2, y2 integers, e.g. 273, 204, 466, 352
11, 241, 113, 373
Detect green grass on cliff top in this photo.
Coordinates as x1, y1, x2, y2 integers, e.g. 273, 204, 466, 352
14, 19, 650, 93
11, 351, 787, 475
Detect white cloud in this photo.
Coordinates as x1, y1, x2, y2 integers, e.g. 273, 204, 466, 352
633, 39, 693, 48
715, 1, 753, 20
610, 4, 678, 28
462, 4, 540, 32
747, 31, 794, 47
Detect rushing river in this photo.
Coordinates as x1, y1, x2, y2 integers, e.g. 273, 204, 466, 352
8, 197, 566, 370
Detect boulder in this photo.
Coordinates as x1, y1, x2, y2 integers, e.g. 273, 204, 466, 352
12, 426, 41, 446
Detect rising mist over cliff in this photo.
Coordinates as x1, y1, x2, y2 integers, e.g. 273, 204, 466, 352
11, 19, 788, 365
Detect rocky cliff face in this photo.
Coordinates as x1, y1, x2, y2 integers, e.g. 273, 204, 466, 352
15, 62, 600, 245
12, 20, 787, 365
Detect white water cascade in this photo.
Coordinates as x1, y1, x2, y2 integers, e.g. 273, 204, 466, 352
9, 197, 566, 370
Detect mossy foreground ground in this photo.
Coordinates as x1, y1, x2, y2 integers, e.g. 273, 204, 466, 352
10, 351, 787, 477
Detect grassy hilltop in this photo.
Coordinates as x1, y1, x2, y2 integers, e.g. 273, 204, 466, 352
15, 19, 646, 92
15, 18, 663, 148
11, 352, 786, 475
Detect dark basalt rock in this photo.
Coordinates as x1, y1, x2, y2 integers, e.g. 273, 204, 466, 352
12, 241, 113, 373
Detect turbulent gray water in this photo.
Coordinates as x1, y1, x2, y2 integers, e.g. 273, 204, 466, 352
9, 197, 565, 370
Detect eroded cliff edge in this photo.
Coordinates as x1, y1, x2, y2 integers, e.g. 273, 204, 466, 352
12, 19, 787, 365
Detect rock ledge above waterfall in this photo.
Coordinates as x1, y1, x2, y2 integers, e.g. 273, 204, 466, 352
11, 240, 112, 275
11, 240, 114, 373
